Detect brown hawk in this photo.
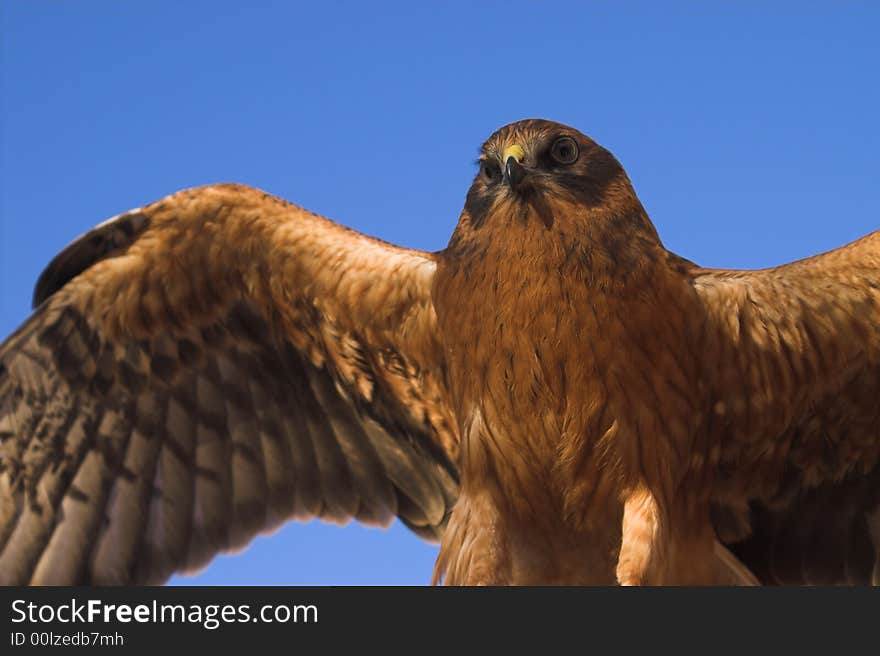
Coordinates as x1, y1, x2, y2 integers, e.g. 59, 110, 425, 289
2, 119, 879, 585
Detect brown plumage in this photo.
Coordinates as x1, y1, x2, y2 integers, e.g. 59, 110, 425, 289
2, 119, 879, 585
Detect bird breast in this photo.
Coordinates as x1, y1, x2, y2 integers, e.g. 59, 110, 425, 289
434, 231, 704, 532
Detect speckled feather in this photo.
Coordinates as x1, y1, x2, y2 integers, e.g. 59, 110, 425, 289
0, 184, 458, 584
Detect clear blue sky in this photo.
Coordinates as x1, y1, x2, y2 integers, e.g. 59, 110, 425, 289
1, 2, 878, 584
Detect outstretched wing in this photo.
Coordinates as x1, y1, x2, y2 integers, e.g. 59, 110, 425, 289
0, 184, 460, 585
692, 231, 880, 584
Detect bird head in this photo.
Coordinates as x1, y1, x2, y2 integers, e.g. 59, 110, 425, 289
462, 119, 656, 238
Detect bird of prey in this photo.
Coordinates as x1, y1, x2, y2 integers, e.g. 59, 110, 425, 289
2, 119, 879, 586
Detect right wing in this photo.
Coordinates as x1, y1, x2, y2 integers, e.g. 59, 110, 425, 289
0, 183, 460, 584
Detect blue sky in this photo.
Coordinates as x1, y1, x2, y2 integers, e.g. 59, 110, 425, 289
1, 3, 878, 584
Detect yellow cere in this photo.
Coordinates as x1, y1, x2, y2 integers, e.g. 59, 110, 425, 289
502, 144, 525, 164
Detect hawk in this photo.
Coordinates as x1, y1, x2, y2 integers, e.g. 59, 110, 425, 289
1, 119, 879, 585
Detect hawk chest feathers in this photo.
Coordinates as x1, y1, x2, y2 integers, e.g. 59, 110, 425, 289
432, 217, 705, 583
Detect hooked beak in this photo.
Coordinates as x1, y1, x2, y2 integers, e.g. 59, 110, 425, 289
502, 144, 527, 188
501, 144, 553, 229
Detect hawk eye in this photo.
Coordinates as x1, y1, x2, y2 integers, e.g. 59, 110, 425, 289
480, 160, 501, 183
550, 136, 578, 165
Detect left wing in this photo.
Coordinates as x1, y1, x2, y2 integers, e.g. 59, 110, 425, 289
691, 231, 880, 584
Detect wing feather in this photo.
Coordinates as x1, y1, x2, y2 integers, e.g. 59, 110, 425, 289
693, 231, 880, 584
0, 183, 460, 584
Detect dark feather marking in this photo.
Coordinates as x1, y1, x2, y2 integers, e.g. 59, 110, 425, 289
67, 485, 89, 503
463, 186, 497, 230
94, 402, 159, 584
290, 362, 359, 522
129, 394, 172, 584
213, 345, 268, 548
308, 361, 396, 525
33, 399, 107, 583
118, 359, 147, 395
177, 339, 200, 368
200, 323, 226, 349
150, 354, 178, 384
184, 354, 232, 572
275, 344, 322, 519
91, 343, 116, 397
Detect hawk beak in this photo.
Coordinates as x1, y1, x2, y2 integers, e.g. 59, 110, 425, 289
502, 145, 527, 188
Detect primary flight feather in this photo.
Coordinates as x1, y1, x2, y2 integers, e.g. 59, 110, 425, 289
1, 119, 878, 585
